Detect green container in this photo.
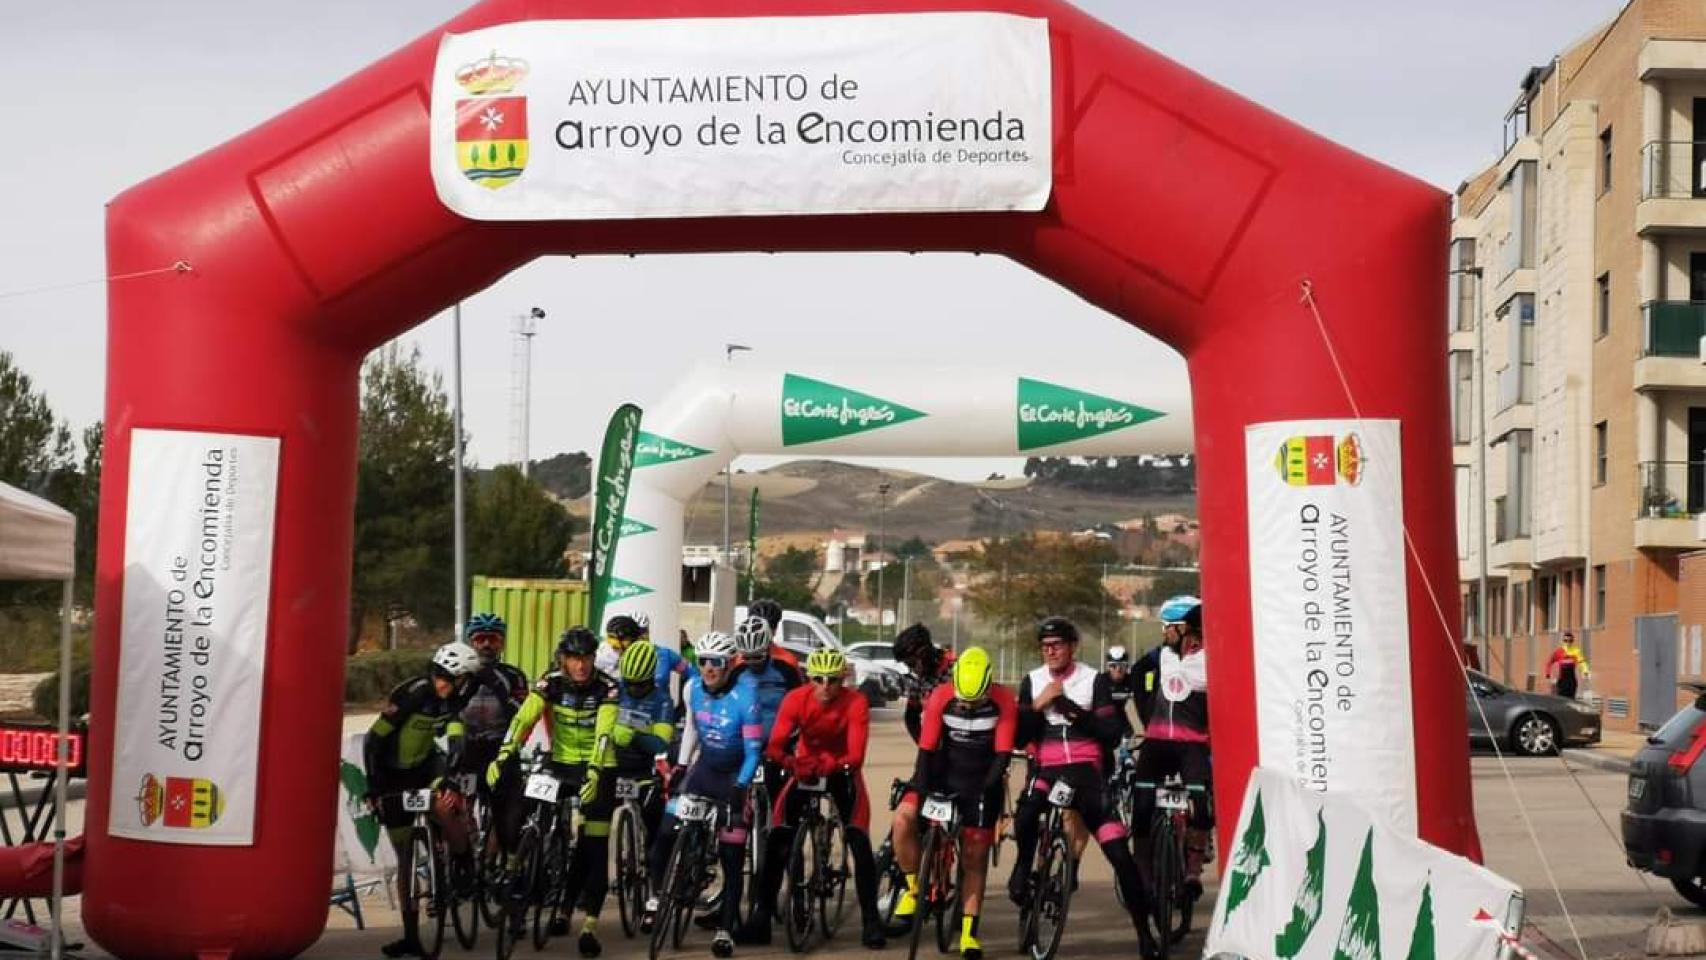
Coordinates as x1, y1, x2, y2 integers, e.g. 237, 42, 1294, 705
471, 576, 590, 681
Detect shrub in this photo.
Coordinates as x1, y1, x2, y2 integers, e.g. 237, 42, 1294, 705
344, 648, 434, 704
32, 656, 91, 722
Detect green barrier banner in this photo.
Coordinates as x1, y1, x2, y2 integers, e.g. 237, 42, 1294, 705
589, 404, 642, 632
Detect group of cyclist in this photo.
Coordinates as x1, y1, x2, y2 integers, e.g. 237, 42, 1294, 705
361, 592, 1212, 960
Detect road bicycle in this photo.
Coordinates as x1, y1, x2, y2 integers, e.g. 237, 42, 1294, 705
494, 764, 580, 960
1016, 777, 1076, 960
906, 792, 965, 960
613, 774, 659, 939
1141, 776, 1209, 960
873, 778, 913, 931
382, 785, 452, 960
779, 776, 852, 952
650, 793, 729, 960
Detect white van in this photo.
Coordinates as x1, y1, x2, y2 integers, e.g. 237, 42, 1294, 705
734, 606, 892, 706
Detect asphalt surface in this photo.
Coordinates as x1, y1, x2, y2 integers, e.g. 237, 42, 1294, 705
19, 715, 1698, 959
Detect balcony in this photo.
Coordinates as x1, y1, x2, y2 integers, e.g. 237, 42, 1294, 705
1637, 302, 1706, 390
1635, 460, 1706, 550
1639, 142, 1706, 234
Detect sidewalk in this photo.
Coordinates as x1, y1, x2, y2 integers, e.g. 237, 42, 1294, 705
1562, 729, 1647, 774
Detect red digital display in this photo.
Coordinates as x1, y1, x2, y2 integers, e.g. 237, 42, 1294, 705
0, 723, 86, 777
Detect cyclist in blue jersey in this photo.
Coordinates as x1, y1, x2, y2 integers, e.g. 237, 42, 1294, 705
643, 631, 763, 958
599, 614, 698, 695
611, 641, 675, 840
730, 616, 801, 738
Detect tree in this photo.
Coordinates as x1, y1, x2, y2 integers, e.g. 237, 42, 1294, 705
350, 344, 457, 651
740, 546, 824, 619
1146, 568, 1201, 606
0, 351, 75, 496
469, 465, 575, 579
964, 534, 1116, 638
765, 546, 819, 587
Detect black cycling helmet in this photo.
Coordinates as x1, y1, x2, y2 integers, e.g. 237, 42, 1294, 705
1036, 616, 1080, 645
892, 623, 934, 665
749, 598, 784, 633
605, 614, 643, 643
1181, 604, 1203, 636
557, 626, 599, 659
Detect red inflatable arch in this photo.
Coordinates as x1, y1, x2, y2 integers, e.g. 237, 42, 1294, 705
91, 1, 1477, 956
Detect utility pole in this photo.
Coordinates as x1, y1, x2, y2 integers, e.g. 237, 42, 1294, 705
1099, 561, 1109, 664
452, 303, 468, 634
876, 478, 891, 638
509, 307, 544, 476
901, 555, 913, 629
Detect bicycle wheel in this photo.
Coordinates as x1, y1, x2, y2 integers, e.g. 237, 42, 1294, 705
819, 816, 851, 939
783, 817, 818, 952
1029, 832, 1073, 960
672, 826, 706, 949
479, 830, 506, 929
650, 826, 692, 960
616, 805, 644, 939
412, 823, 446, 960
533, 825, 570, 950
907, 829, 938, 960
451, 847, 480, 950
874, 836, 907, 930
1149, 815, 1181, 960
935, 845, 960, 955
743, 785, 771, 927
496, 823, 539, 960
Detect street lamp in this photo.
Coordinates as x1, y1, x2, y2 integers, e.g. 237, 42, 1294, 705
1450, 264, 1490, 669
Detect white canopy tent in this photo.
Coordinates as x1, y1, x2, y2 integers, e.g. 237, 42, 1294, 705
0, 482, 75, 960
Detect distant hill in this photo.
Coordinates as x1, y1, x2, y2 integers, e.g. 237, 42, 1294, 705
478, 452, 591, 502
666, 459, 1194, 546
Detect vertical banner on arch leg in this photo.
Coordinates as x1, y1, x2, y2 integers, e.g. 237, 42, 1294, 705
110, 429, 280, 845
1246, 420, 1416, 833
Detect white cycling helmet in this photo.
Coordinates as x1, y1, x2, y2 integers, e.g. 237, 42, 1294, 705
1106, 645, 1130, 665
697, 631, 738, 660
432, 640, 480, 678
734, 616, 772, 655
633, 611, 651, 635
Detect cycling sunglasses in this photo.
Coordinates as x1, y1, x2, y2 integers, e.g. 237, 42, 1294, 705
698, 655, 731, 669
1039, 639, 1073, 651
808, 675, 844, 686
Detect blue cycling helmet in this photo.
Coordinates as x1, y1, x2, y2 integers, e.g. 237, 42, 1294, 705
465, 613, 507, 639
1157, 595, 1201, 626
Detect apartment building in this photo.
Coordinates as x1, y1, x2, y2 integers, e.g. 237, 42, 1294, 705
1453, 0, 1706, 731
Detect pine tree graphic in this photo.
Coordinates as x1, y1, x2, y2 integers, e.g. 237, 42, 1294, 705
1275, 810, 1327, 959
1332, 829, 1382, 960
1221, 790, 1271, 930
1404, 880, 1435, 960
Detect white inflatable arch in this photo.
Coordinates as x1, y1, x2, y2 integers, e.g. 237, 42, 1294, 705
603, 361, 1193, 643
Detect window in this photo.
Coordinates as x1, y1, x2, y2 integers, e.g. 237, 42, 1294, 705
1451, 351, 1475, 444
1503, 161, 1538, 275
1593, 564, 1606, 626
1595, 421, 1608, 486
1599, 126, 1613, 194
1536, 573, 1557, 631
1449, 238, 1478, 333
1511, 581, 1529, 635
1497, 430, 1533, 540
1498, 294, 1535, 409
1455, 465, 1471, 559
782, 620, 815, 650
1596, 273, 1611, 338
1489, 584, 1507, 637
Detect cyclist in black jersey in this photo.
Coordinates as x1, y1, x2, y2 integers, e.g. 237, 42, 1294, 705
458, 614, 529, 844
364, 641, 480, 958
893, 623, 954, 743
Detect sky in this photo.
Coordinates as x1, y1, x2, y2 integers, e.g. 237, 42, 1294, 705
0, 0, 1620, 482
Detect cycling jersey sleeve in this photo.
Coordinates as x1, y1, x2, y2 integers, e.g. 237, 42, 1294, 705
737, 693, 763, 788
1078, 673, 1120, 748
840, 692, 870, 770
593, 690, 619, 769
677, 685, 699, 766
365, 681, 421, 773
1014, 675, 1043, 748
499, 688, 547, 760
765, 687, 804, 765
993, 684, 1019, 754
779, 658, 804, 691
916, 684, 950, 753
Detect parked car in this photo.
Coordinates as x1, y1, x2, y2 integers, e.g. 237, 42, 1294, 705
734, 605, 890, 706
1624, 685, 1706, 905
844, 641, 909, 697
1466, 669, 1602, 756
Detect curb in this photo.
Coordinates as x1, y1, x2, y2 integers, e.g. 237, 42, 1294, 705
1561, 747, 1631, 774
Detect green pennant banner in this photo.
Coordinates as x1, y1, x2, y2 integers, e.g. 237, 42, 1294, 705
1016, 377, 1165, 451
634, 430, 712, 468
780, 373, 926, 446
588, 404, 642, 632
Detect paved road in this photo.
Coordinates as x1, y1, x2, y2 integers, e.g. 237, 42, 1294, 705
32, 724, 1696, 959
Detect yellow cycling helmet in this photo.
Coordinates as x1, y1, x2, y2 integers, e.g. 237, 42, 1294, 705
953, 647, 993, 702
619, 641, 659, 684
806, 647, 846, 679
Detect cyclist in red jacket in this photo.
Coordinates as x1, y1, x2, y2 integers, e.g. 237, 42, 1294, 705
739, 648, 886, 950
